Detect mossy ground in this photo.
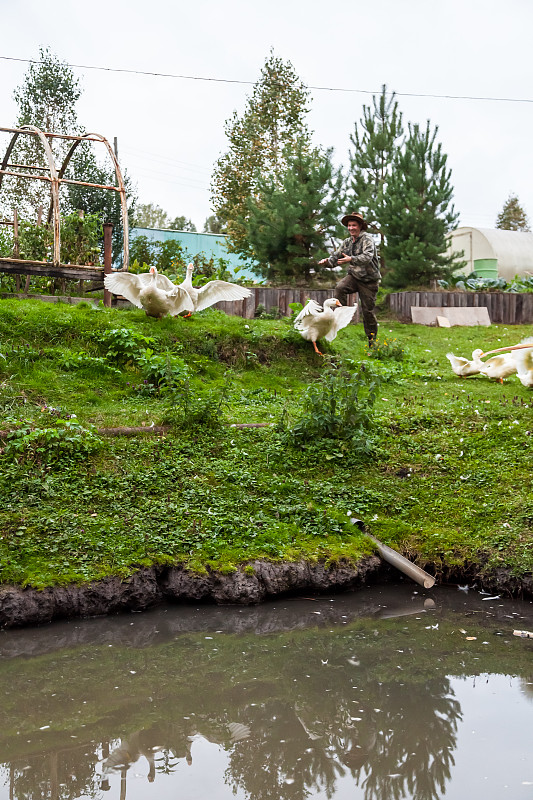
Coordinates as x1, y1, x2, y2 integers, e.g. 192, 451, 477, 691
0, 297, 531, 589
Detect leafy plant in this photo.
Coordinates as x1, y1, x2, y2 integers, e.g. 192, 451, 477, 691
59, 352, 121, 375
3, 342, 43, 367
4, 416, 101, 464
282, 361, 381, 451
254, 304, 283, 319
162, 383, 228, 430
17, 219, 54, 261
365, 336, 406, 361
136, 349, 190, 393
95, 327, 155, 366
439, 273, 533, 293
60, 212, 102, 265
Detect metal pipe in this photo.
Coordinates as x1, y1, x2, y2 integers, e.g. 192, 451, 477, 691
481, 343, 533, 357
103, 223, 113, 308
350, 518, 436, 589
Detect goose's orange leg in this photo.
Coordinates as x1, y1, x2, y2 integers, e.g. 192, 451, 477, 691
312, 341, 324, 357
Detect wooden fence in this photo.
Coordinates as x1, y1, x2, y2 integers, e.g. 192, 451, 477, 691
387, 291, 533, 325
214, 287, 359, 321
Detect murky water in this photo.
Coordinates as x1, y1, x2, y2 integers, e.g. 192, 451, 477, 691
1, 583, 532, 800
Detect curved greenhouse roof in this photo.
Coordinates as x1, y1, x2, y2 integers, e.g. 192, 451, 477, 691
447, 226, 533, 281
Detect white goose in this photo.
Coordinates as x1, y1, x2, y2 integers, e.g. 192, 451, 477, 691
445, 349, 484, 377
293, 298, 356, 356
479, 353, 517, 383
482, 337, 533, 387
179, 263, 252, 316
104, 266, 193, 319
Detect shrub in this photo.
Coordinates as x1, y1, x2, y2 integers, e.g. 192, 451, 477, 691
95, 328, 155, 366
60, 213, 102, 265
161, 383, 228, 430
136, 349, 190, 393
282, 362, 381, 452
4, 416, 101, 464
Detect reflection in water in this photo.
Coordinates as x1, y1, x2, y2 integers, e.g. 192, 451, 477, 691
1, 584, 532, 800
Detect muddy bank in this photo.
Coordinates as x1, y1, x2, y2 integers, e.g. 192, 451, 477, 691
0, 557, 381, 629
0, 557, 532, 629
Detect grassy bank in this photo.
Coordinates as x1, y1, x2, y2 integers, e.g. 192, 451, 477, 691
0, 297, 532, 589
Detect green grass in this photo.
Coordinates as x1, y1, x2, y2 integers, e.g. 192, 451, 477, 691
0, 298, 532, 589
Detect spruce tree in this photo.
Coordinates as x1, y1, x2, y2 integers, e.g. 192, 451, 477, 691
495, 194, 531, 231
242, 145, 341, 283
346, 84, 403, 247
210, 51, 311, 257
380, 121, 459, 288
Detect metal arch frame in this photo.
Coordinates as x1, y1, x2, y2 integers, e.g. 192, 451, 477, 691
0, 125, 129, 269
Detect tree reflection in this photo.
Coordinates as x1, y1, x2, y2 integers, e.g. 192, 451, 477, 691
2, 604, 528, 800
225, 674, 461, 800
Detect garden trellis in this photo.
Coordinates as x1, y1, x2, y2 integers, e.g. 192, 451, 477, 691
0, 125, 129, 299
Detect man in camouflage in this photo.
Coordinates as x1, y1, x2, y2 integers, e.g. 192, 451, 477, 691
319, 211, 380, 346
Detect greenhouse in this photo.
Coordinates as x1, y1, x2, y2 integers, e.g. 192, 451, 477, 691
447, 226, 533, 281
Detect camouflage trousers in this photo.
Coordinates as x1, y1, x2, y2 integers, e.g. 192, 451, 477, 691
334, 274, 379, 343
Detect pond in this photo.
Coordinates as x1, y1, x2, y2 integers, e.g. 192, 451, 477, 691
0, 582, 532, 800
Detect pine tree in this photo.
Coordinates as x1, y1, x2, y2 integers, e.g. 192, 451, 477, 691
380, 122, 459, 288
346, 85, 403, 247
495, 194, 531, 231
210, 52, 311, 257
242, 145, 342, 283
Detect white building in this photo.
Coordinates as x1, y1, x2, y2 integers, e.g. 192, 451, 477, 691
447, 226, 533, 281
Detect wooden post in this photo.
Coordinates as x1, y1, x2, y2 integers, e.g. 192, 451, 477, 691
77, 210, 85, 295
103, 223, 113, 307
13, 208, 20, 292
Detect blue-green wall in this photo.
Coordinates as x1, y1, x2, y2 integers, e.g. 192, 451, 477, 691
130, 227, 259, 281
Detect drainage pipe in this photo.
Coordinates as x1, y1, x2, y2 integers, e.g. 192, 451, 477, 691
350, 518, 436, 589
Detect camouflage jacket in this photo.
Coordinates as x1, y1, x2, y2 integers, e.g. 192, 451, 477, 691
328, 232, 381, 284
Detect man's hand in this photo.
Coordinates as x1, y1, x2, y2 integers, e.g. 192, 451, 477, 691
337, 255, 350, 264
318, 258, 329, 265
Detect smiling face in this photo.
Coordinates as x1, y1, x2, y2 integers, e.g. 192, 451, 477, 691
347, 220, 362, 238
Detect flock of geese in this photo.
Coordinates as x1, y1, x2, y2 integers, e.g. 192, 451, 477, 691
104, 265, 532, 383
104, 264, 252, 319
104, 266, 355, 354
447, 338, 533, 387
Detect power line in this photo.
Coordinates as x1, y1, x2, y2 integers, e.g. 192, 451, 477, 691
1, 55, 533, 105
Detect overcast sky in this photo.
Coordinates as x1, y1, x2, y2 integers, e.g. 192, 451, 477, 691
1, 0, 532, 231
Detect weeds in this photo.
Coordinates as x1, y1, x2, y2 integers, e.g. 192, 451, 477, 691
95, 327, 155, 366
281, 360, 381, 454
365, 336, 406, 361
4, 415, 101, 464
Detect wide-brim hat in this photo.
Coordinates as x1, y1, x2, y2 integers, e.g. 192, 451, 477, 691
341, 212, 367, 230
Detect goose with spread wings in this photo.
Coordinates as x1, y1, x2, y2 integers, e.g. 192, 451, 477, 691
104, 266, 193, 319
293, 298, 356, 355
179, 262, 252, 316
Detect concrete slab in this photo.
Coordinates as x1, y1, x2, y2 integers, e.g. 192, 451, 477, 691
436, 315, 452, 327
411, 306, 491, 326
